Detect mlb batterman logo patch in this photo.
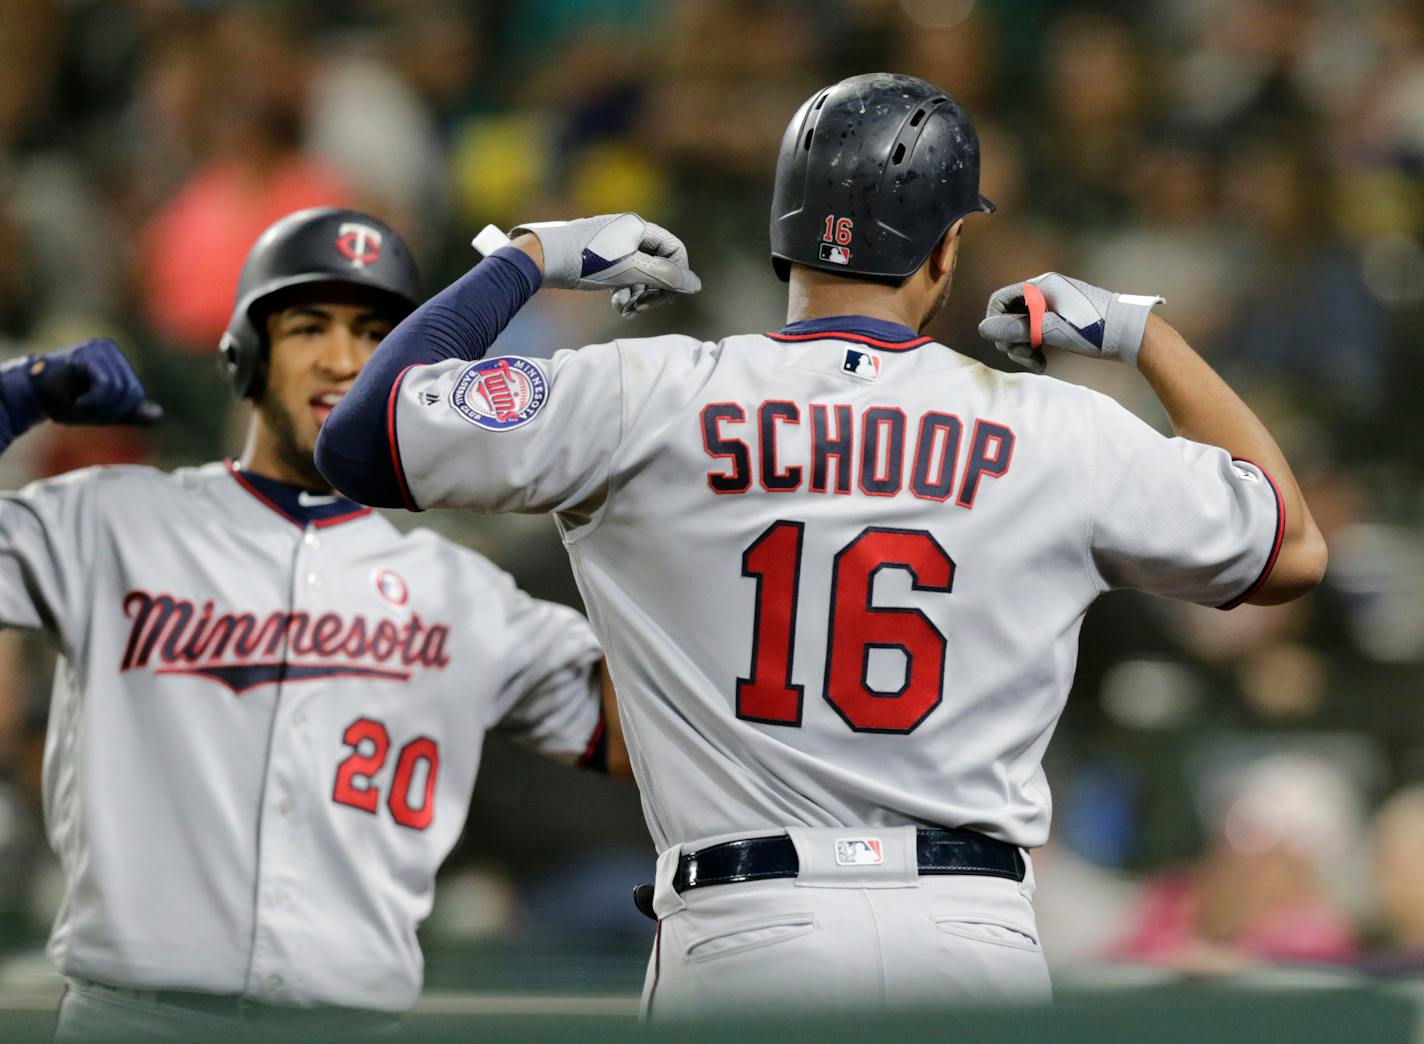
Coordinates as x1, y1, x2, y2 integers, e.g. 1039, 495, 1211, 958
835, 837, 884, 866
843, 348, 881, 382
451, 357, 549, 432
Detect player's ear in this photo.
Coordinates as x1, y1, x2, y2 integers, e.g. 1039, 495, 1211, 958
927, 220, 964, 283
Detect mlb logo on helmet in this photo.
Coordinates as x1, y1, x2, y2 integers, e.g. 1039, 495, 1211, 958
843, 348, 881, 382
452, 357, 550, 432
336, 222, 384, 269
819, 243, 852, 265
835, 837, 884, 866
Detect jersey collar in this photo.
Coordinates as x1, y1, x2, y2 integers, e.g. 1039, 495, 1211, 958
768, 315, 933, 352
225, 459, 372, 529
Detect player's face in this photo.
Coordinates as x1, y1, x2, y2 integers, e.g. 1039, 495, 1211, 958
259, 290, 395, 486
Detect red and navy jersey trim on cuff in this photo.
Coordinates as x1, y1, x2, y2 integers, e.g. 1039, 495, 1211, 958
577, 715, 609, 773
766, 329, 934, 352
387, 364, 423, 512
1217, 458, 1286, 610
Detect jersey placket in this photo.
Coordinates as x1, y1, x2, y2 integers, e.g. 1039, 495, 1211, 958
243, 523, 324, 1004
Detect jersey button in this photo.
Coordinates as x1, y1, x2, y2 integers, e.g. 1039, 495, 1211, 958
306, 572, 321, 587
303, 532, 319, 548
277, 798, 292, 817
266, 974, 283, 991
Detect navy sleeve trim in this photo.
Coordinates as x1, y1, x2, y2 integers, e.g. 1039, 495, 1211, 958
1217, 458, 1286, 610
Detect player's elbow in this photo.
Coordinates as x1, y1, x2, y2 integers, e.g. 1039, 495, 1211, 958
313, 425, 352, 496
314, 422, 403, 509
1247, 527, 1328, 606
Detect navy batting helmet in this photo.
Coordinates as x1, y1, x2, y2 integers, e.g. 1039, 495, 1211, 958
769, 73, 995, 283
219, 206, 421, 399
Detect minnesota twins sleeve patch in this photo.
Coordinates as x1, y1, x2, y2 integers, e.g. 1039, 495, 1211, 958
451, 357, 549, 431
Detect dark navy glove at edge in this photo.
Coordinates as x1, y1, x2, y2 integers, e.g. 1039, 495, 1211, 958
0, 355, 45, 454
0, 339, 161, 457
31, 339, 163, 426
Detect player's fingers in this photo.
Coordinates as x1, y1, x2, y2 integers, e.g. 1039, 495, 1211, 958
984, 283, 1026, 317
612, 285, 651, 317
627, 287, 671, 314
629, 253, 702, 294
74, 359, 119, 411
1005, 344, 1047, 374
610, 286, 635, 314
638, 221, 689, 264
977, 314, 1030, 345
993, 338, 1044, 373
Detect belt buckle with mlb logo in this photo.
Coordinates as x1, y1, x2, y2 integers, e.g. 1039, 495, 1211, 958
835, 837, 884, 866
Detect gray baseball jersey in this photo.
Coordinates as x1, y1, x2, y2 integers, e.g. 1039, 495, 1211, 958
0, 459, 602, 1011
388, 322, 1283, 854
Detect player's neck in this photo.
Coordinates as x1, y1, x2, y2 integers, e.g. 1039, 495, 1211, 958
785, 268, 924, 332
239, 424, 331, 491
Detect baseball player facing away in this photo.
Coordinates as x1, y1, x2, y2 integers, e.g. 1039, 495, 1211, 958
317, 73, 1327, 1015
0, 206, 628, 1040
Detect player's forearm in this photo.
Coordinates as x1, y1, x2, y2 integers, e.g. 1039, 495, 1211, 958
1136, 314, 1327, 602
316, 247, 543, 507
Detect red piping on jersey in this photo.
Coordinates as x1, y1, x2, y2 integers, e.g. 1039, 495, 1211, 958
387, 364, 423, 512
225, 459, 372, 529
577, 716, 607, 769
1217, 458, 1286, 610
310, 508, 373, 529
766, 330, 934, 352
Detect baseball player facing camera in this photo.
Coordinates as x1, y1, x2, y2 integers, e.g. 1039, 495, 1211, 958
0, 206, 628, 1040
318, 73, 1326, 1015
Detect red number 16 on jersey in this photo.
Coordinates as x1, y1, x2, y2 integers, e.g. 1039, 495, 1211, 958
737, 521, 955, 734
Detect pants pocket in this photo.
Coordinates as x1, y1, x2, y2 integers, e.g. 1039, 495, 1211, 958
684, 914, 817, 964
933, 916, 1041, 952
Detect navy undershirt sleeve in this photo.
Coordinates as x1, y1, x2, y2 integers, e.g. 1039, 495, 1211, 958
315, 246, 542, 507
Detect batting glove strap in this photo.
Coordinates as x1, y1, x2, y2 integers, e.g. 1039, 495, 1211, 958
1103, 289, 1165, 368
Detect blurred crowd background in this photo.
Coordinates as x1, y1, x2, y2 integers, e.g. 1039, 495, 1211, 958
2, 0, 1424, 999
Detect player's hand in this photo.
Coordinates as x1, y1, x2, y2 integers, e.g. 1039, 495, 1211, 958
27, 339, 163, 426
978, 273, 1163, 373
509, 213, 702, 316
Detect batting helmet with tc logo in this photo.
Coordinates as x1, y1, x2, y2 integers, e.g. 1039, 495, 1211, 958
219, 207, 421, 399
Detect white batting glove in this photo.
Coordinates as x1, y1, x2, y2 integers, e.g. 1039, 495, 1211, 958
509, 213, 702, 317
977, 273, 1163, 373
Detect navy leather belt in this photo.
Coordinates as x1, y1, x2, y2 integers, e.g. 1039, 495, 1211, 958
672, 827, 1025, 893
